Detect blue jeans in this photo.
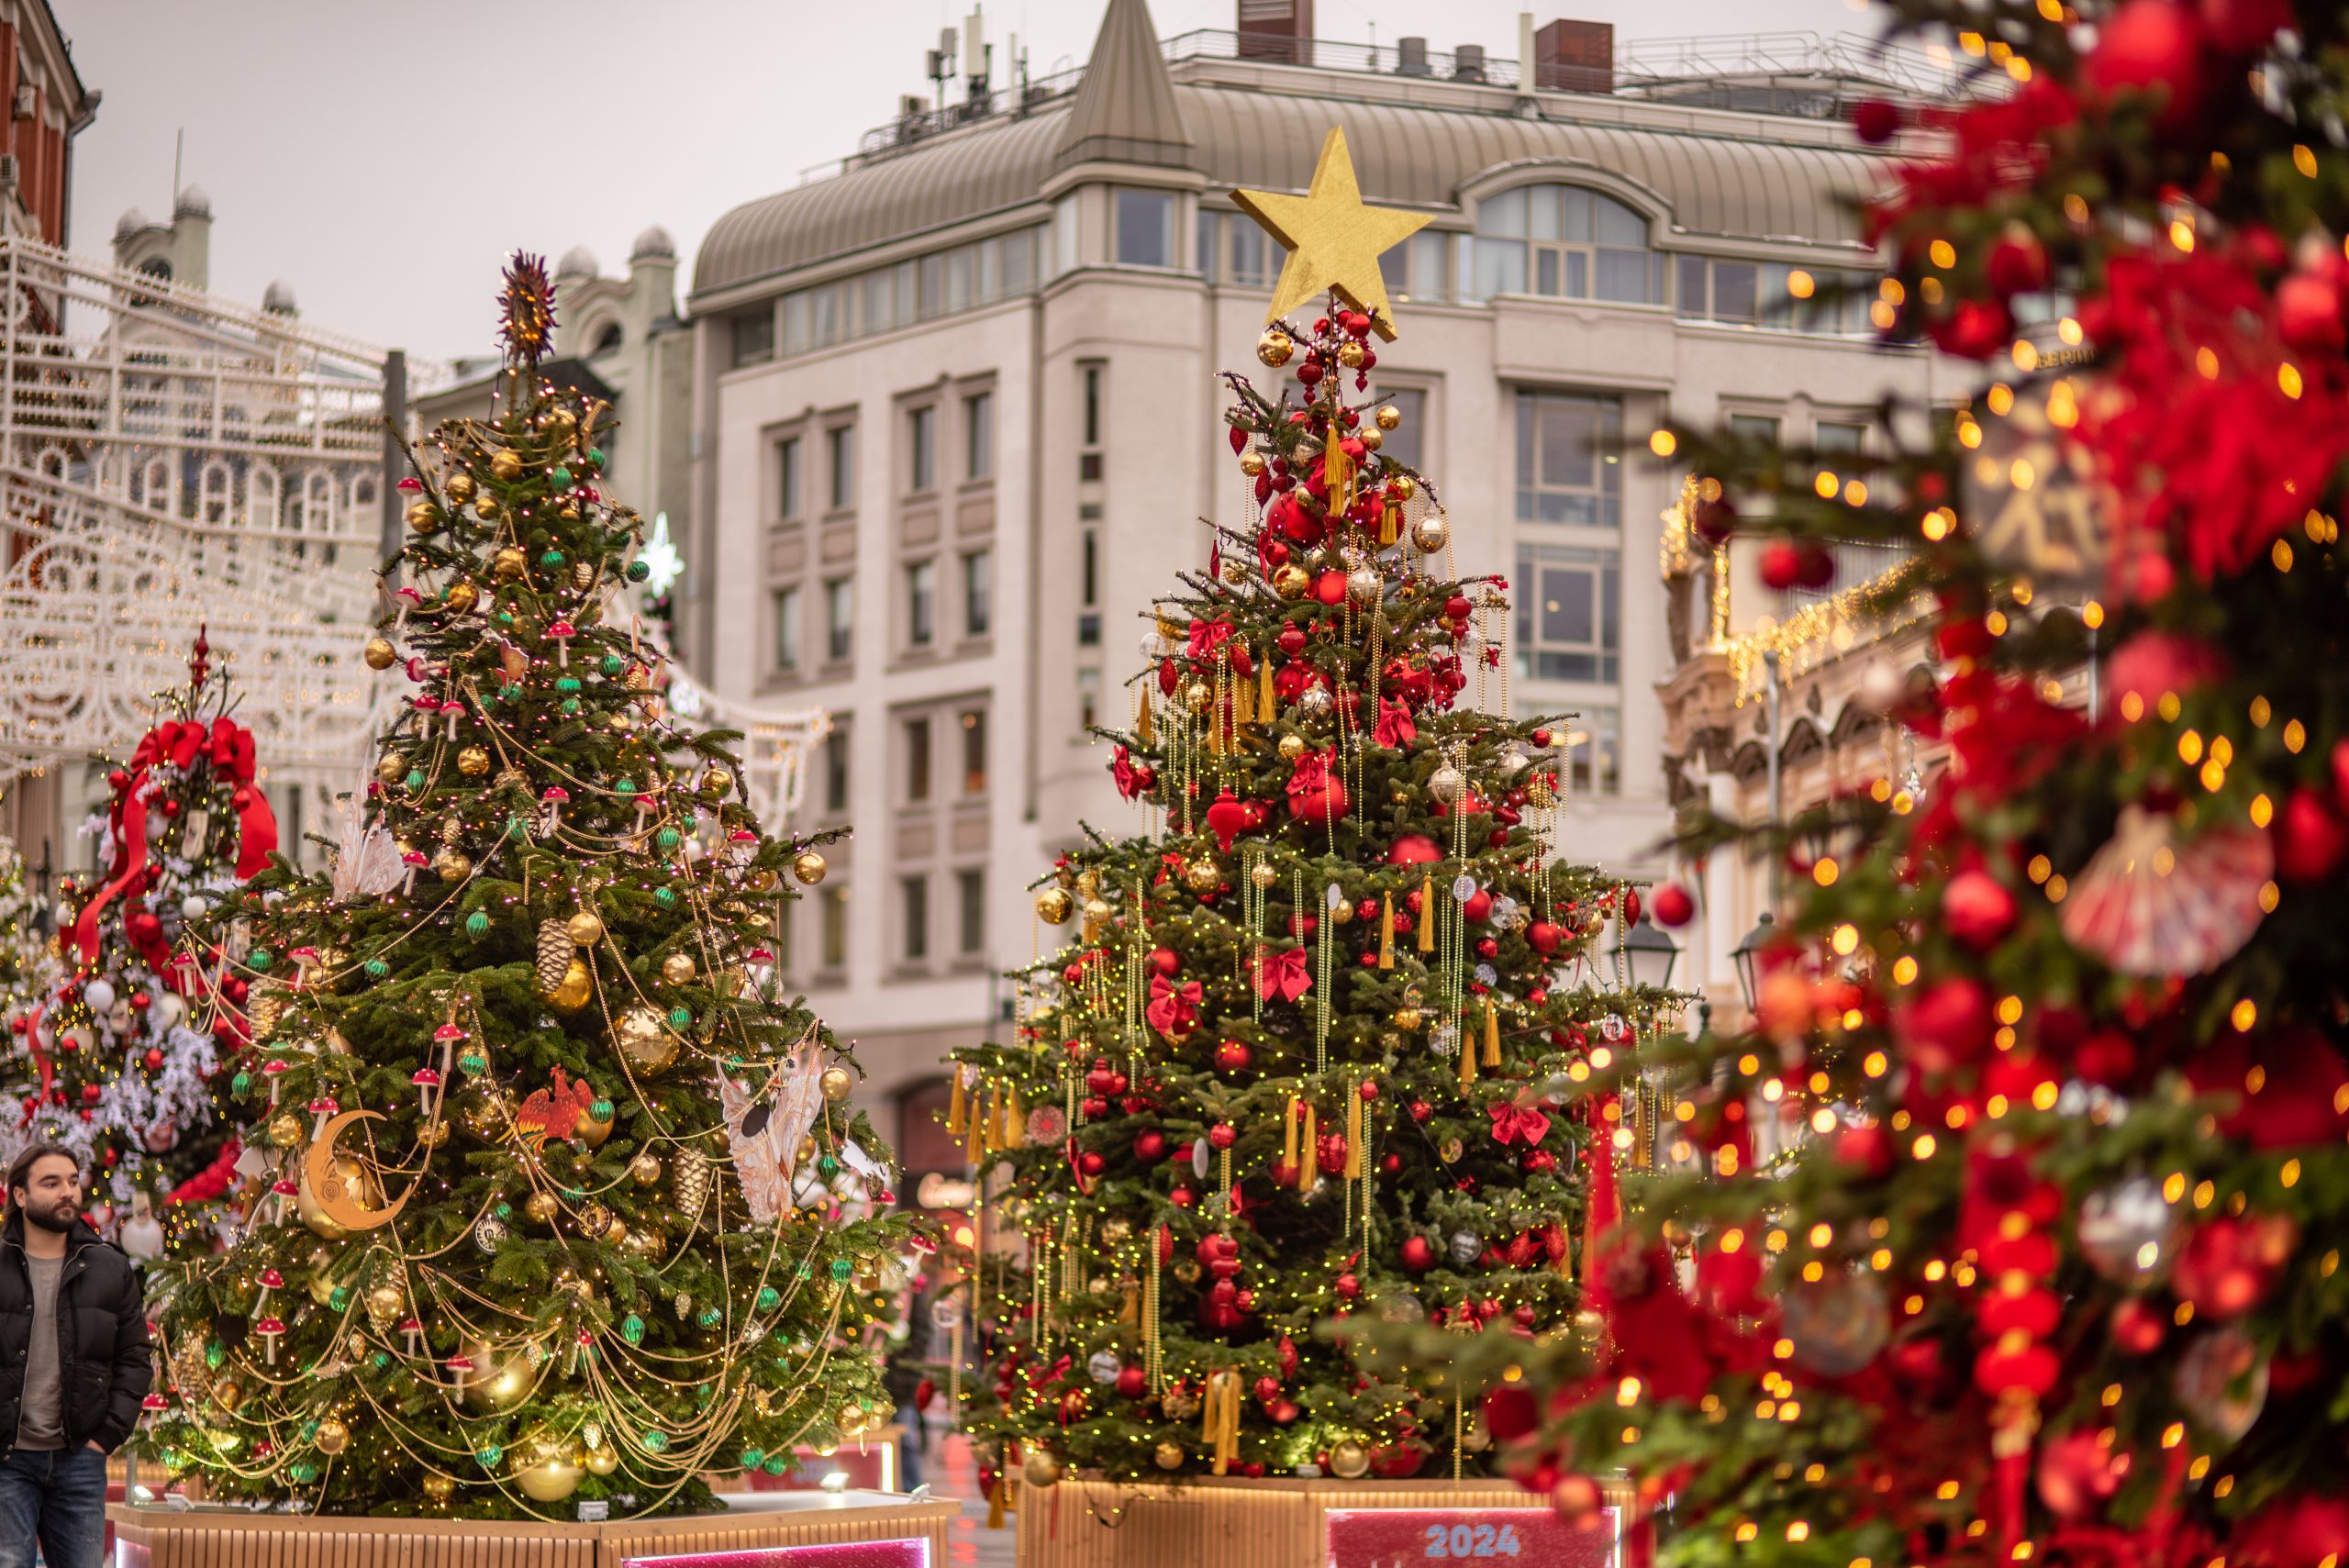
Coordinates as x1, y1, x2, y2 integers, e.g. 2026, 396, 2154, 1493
0, 1446, 107, 1568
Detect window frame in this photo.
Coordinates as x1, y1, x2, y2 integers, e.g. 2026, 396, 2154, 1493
824, 576, 854, 664
1513, 390, 1624, 527
960, 707, 988, 796
963, 390, 993, 482
770, 584, 800, 673
775, 435, 802, 522
1114, 188, 1176, 269
1514, 542, 1623, 684
907, 559, 938, 649
904, 716, 932, 804
901, 874, 930, 963
963, 548, 992, 639
1468, 185, 1661, 306
825, 423, 856, 513
907, 403, 937, 495
956, 868, 985, 957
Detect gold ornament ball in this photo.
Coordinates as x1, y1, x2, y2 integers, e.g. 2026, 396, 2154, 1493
1256, 328, 1294, 368
584, 1445, 620, 1476
405, 499, 440, 535
1035, 886, 1074, 925
1277, 732, 1308, 763
660, 951, 696, 985
416, 1119, 451, 1151
459, 1089, 511, 1141
473, 495, 501, 522
614, 1006, 677, 1075
819, 1065, 854, 1103
542, 406, 579, 446
792, 851, 828, 886
1153, 1440, 1185, 1471
421, 1473, 456, 1502
456, 746, 491, 777
433, 847, 473, 884
1393, 1007, 1423, 1033
700, 765, 734, 797
375, 751, 406, 784
1375, 404, 1403, 431
515, 1456, 583, 1504
362, 637, 398, 672
1250, 860, 1280, 890
443, 580, 480, 615
577, 1202, 614, 1237
1240, 450, 1267, 477
622, 1227, 666, 1262
1463, 1418, 1494, 1453
1173, 1258, 1202, 1284
1337, 339, 1366, 370
314, 1417, 351, 1455
1527, 774, 1556, 809
523, 1191, 559, 1224
1101, 1218, 1134, 1247
459, 1340, 530, 1411
492, 547, 529, 581
1388, 473, 1418, 501
1184, 679, 1213, 714
575, 1100, 615, 1148
1330, 1440, 1372, 1479
366, 1283, 405, 1321
489, 450, 525, 483
1359, 426, 1383, 452
269, 1114, 303, 1149
1272, 563, 1311, 601
1022, 1449, 1065, 1488
1347, 566, 1381, 607
549, 958, 594, 1014
629, 1151, 663, 1185
566, 910, 606, 947
1221, 558, 1250, 586
1411, 514, 1450, 554
1083, 895, 1112, 927
603, 1215, 629, 1245
1185, 856, 1221, 894
1330, 898, 1355, 926
444, 472, 477, 505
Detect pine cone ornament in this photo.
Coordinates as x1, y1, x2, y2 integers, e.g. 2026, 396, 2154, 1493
674, 1149, 711, 1222
536, 920, 577, 996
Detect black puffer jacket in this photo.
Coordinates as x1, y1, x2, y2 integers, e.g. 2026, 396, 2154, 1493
0, 1210, 151, 1454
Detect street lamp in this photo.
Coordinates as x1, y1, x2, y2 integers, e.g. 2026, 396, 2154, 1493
1620, 917, 1679, 991
1731, 912, 1776, 1014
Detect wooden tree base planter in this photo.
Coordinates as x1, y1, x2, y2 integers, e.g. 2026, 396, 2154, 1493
1015, 1475, 1640, 1568
108, 1488, 957, 1568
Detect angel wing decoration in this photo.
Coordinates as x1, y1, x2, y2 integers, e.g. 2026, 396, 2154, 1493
328, 795, 406, 903
721, 1043, 829, 1223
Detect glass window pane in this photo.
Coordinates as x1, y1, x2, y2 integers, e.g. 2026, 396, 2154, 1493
1534, 249, 1560, 296
908, 406, 934, 491
823, 728, 849, 813
895, 260, 918, 317
1477, 187, 1527, 238
779, 296, 807, 359
962, 708, 987, 794
1564, 250, 1587, 299
863, 271, 894, 334
1234, 223, 1266, 285
1760, 263, 1799, 327
1475, 239, 1527, 299
906, 717, 930, 801
966, 393, 993, 481
828, 426, 854, 509
1713, 263, 1758, 322
947, 248, 974, 313
1380, 241, 1408, 296
1594, 196, 1645, 247
1542, 565, 1594, 645
1116, 189, 1172, 267
1052, 195, 1078, 277
810, 285, 840, 346
1412, 231, 1447, 300
958, 869, 985, 955
1596, 249, 1650, 303
827, 577, 853, 662
1529, 186, 1561, 241
821, 886, 847, 968
1197, 210, 1219, 282
1558, 187, 1593, 242
902, 876, 928, 962
1676, 255, 1708, 316
919, 253, 946, 318
998, 231, 1032, 293
1816, 421, 1866, 455
777, 438, 799, 519
772, 587, 798, 670
964, 549, 992, 636
1379, 388, 1426, 471
1539, 400, 1595, 491
977, 237, 1000, 300
908, 561, 936, 646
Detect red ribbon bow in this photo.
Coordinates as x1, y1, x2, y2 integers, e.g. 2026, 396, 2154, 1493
1488, 1102, 1553, 1147
1374, 697, 1417, 749
1286, 748, 1331, 803
1146, 976, 1201, 1040
1111, 745, 1146, 800
1186, 619, 1233, 661
1253, 947, 1311, 1004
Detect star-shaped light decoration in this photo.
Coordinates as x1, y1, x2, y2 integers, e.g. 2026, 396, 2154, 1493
1232, 127, 1432, 341
639, 511, 685, 598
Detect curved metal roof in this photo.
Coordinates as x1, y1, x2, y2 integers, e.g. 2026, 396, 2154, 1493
692, 83, 1890, 300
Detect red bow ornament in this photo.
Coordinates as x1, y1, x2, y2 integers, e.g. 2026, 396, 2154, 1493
1374, 697, 1417, 750
1186, 618, 1233, 662
1254, 946, 1311, 1004
1488, 1101, 1553, 1147
1147, 976, 1202, 1042
1286, 745, 1348, 827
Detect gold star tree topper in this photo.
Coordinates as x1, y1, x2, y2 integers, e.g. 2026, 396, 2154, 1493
1233, 127, 1431, 341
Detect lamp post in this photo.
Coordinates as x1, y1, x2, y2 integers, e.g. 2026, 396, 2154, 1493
1620, 917, 1679, 991
1731, 912, 1776, 1015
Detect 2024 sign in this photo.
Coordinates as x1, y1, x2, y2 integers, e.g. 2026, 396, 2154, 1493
1325, 1507, 1618, 1568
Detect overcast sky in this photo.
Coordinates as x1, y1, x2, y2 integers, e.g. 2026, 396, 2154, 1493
57, 0, 1876, 361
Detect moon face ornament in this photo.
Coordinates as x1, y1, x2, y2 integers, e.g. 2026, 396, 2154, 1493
301, 1109, 413, 1235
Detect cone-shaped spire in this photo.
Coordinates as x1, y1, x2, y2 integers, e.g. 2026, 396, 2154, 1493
1055, 0, 1193, 170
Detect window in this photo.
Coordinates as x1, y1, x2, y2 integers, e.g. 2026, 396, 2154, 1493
590, 321, 624, 356
1676, 254, 1709, 317
863, 269, 898, 335
961, 709, 987, 795
827, 425, 855, 511
1081, 529, 1099, 607
776, 437, 801, 521
1566, 706, 1623, 795
907, 560, 937, 648
1514, 544, 1621, 683
964, 392, 993, 481
1470, 186, 1661, 306
957, 869, 985, 956
731, 310, 774, 367
771, 586, 800, 673
905, 717, 932, 802
993, 229, 1034, 295
826, 577, 854, 662
907, 405, 936, 493
1115, 189, 1174, 268
1051, 195, 1079, 279
1727, 413, 1782, 447
821, 885, 849, 970
823, 727, 850, 815
963, 549, 992, 638
1377, 388, 1428, 473
901, 875, 930, 962
1515, 392, 1622, 526
1815, 420, 1867, 457
1077, 668, 1101, 729
1081, 363, 1104, 483
1376, 229, 1449, 304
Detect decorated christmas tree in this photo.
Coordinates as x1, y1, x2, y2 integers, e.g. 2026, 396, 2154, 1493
0, 835, 61, 1056
147, 259, 913, 1519
1482, 2, 2349, 1562
2, 634, 270, 1260
952, 130, 1677, 1493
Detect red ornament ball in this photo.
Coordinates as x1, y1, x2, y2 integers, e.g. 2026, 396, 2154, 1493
1386, 833, 1443, 866
1648, 883, 1695, 928
2085, 1, 2210, 128
1398, 1235, 1436, 1272
1943, 867, 2017, 950
1115, 1365, 1147, 1399
1214, 1040, 1252, 1073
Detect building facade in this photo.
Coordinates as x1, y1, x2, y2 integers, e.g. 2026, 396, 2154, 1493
682, 0, 1964, 1126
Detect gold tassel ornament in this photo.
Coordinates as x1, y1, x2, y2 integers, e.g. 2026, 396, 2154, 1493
1419, 873, 1438, 953
1299, 1103, 1319, 1189
1484, 998, 1501, 1067
1379, 900, 1396, 969
1135, 682, 1154, 746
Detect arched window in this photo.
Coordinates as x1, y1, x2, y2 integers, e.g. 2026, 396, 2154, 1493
590, 320, 624, 356
248, 463, 280, 531
1471, 185, 1664, 306
199, 460, 233, 524
138, 455, 175, 516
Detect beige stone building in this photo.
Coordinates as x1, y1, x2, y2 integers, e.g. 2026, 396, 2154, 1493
681, 0, 1967, 1154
